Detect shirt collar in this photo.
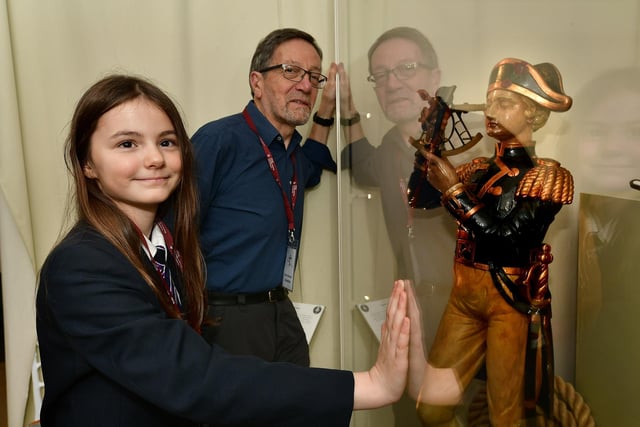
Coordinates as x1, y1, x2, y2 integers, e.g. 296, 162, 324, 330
142, 223, 167, 259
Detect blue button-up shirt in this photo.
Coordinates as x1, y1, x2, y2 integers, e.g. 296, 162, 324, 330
192, 101, 336, 293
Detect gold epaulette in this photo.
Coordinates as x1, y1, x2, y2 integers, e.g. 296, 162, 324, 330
456, 157, 489, 184
516, 158, 574, 204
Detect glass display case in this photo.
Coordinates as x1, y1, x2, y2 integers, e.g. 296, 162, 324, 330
332, 1, 640, 425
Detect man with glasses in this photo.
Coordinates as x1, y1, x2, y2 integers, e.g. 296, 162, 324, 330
191, 28, 336, 366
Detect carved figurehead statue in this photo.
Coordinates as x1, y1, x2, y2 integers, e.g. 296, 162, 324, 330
416, 58, 574, 426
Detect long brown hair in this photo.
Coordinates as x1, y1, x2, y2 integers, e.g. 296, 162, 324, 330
65, 74, 205, 330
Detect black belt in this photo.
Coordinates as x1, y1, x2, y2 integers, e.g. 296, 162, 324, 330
207, 287, 289, 305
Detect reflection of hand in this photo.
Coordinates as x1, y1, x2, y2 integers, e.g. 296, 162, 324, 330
422, 150, 459, 192
353, 280, 410, 409
335, 63, 357, 116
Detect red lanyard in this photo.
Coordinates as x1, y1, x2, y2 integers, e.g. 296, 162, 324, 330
242, 108, 298, 240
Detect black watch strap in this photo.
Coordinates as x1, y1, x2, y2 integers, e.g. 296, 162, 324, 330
312, 112, 335, 127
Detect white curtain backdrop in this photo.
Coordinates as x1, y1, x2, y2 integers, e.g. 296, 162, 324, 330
1, 1, 340, 425
2, 1, 639, 426
2, 1, 38, 425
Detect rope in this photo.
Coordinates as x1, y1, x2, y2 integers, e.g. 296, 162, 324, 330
466, 375, 596, 426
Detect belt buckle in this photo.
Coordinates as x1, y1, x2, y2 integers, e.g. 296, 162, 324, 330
268, 289, 276, 302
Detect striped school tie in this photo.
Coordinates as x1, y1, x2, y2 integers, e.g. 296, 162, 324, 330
153, 246, 182, 308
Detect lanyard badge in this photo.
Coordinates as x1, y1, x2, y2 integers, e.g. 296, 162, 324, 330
243, 108, 299, 291
283, 231, 298, 291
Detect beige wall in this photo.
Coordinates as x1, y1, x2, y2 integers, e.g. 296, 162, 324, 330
2, 0, 639, 426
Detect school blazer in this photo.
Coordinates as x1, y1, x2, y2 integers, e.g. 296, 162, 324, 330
36, 222, 353, 427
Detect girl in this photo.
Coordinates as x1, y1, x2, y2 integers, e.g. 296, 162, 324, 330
36, 74, 410, 427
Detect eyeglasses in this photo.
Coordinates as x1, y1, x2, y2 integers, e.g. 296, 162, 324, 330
258, 63, 328, 89
367, 62, 430, 87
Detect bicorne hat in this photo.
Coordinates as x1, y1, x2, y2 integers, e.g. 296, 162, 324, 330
487, 58, 572, 112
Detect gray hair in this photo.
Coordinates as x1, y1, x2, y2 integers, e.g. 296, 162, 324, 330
249, 28, 323, 96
